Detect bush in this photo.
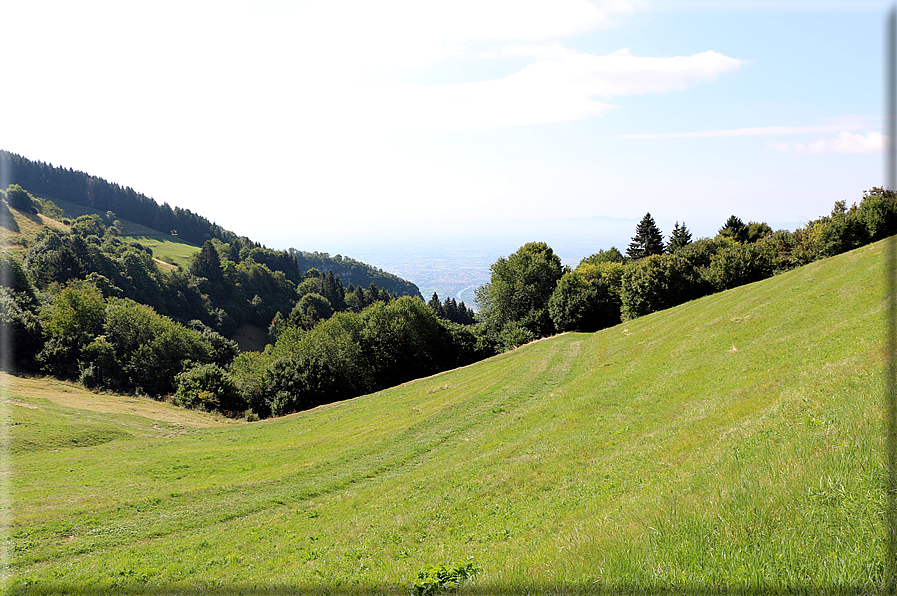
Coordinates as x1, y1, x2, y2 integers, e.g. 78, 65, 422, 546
174, 363, 243, 412
700, 242, 774, 292
620, 254, 705, 320
5, 184, 37, 214
548, 272, 621, 332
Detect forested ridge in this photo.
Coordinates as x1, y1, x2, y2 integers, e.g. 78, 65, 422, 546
3, 149, 897, 421
0, 150, 421, 298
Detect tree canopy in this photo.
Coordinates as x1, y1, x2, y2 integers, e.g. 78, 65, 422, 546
475, 241, 565, 339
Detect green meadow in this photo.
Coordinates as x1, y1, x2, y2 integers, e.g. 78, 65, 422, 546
120, 234, 200, 268
5, 238, 892, 594
27, 194, 200, 268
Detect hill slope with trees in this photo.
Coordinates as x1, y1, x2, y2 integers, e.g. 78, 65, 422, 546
7, 235, 889, 592
0, 150, 421, 299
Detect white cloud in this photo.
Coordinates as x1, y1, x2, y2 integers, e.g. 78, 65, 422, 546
493, 42, 580, 60
346, 49, 744, 132
767, 131, 884, 154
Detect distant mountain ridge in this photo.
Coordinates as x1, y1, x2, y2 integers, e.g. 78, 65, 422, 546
0, 150, 421, 298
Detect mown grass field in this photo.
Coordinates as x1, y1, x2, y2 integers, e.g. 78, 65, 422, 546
4, 238, 893, 594
121, 235, 200, 268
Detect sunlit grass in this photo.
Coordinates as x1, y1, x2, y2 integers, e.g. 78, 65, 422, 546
5, 238, 891, 594
121, 235, 200, 268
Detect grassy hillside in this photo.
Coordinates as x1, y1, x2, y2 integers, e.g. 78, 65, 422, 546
5, 237, 891, 594
33, 195, 202, 268
1, 194, 200, 269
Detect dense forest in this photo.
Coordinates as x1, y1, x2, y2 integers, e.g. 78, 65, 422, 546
0, 177, 480, 418
0, 150, 420, 298
3, 151, 896, 420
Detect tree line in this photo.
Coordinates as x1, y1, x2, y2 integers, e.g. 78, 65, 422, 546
0, 150, 423, 299
0, 183, 482, 419
4, 177, 896, 421
476, 188, 897, 347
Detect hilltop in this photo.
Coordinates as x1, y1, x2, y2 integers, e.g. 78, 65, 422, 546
7, 236, 889, 593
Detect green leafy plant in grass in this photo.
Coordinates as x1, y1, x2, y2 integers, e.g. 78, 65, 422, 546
410, 561, 481, 595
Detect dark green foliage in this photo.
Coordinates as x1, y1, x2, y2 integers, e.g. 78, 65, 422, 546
627, 213, 665, 260
717, 216, 771, 244
36, 282, 106, 378
79, 336, 121, 390
428, 292, 475, 325
24, 229, 84, 288
268, 311, 287, 340
290, 249, 421, 299
855, 187, 897, 240
675, 237, 730, 270
190, 240, 225, 292
581, 246, 624, 265
70, 214, 106, 238
240, 297, 477, 417
476, 241, 565, 340
700, 241, 774, 291
6, 184, 38, 214
717, 215, 747, 242
548, 272, 621, 332
321, 270, 347, 312
289, 293, 333, 330
666, 221, 692, 253
360, 297, 452, 389
102, 299, 213, 396
744, 221, 773, 243
1, 151, 238, 246
428, 292, 445, 318
0, 256, 41, 371
173, 364, 243, 412
620, 254, 705, 320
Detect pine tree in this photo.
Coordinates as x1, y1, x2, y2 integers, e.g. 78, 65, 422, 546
190, 240, 224, 286
666, 221, 692, 253
626, 213, 665, 260
718, 215, 747, 242
428, 292, 446, 318
444, 297, 459, 322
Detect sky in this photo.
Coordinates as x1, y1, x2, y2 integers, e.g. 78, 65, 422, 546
1, 0, 892, 255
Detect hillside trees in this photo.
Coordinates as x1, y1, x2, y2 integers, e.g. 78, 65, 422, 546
475, 241, 565, 343
0, 151, 238, 246
427, 292, 476, 325
232, 296, 476, 418
548, 271, 620, 332
620, 254, 704, 320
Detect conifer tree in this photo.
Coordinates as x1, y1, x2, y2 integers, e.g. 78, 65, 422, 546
190, 240, 224, 286
444, 297, 459, 322
666, 221, 693, 253
428, 292, 446, 318
626, 213, 665, 260
718, 215, 747, 242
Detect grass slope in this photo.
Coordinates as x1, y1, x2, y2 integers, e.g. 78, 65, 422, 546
5, 238, 892, 594
23, 194, 201, 268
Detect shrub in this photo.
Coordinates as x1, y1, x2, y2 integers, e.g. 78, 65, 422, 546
174, 363, 243, 412
700, 242, 774, 292
620, 254, 705, 320
548, 271, 621, 332
411, 561, 481, 596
